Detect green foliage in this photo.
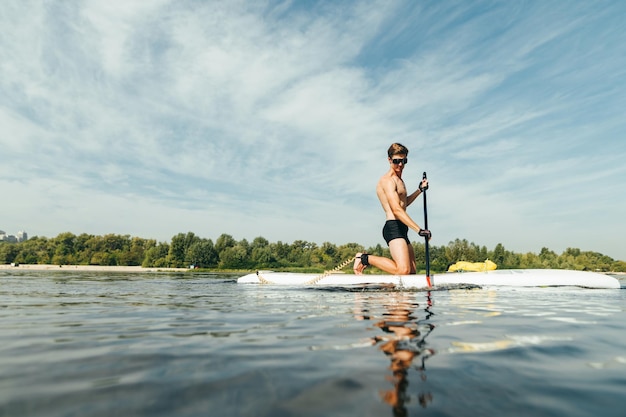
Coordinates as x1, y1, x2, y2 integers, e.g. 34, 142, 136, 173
187, 240, 218, 268
2, 232, 624, 272
0, 242, 21, 264
219, 244, 250, 269
168, 232, 201, 267
215, 234, 236, 254
143, 242, 170, 268
612, 261, 626, 272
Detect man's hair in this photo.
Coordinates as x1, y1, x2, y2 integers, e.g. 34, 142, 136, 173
387, 143, 409, 158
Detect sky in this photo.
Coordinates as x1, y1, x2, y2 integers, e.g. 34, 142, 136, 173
1, 0, 625, 261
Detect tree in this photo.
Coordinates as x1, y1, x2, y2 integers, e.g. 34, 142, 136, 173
564, 247, 581, 257
444, 238, 486, 264
2, 230, 623, 272
142, 242, 170, 267
335, 243, 363, 266
51, 232, 77, 265
0, 242, 20, 264
219, 244, 249, 269
251, 236, 269, 252
503, 251, 521, 269
168, 232, 200, 267
269, 241, 291, 267
412, 241, 426, 267
519, 252, 543, 269
576, 250, 614, 272
539, 247, 558, 268
251, 245, 274, 268
612, 260, 626, 272
311, 242, 337, 269
72, 233, 95, 264
13, 236, 50, 264
428, 245, 448, 272
101, 234, 131, 252
215, 234, 236, 254
369, 243, 386, 257
250, 237, 274, 268
288, 240, 316, 267
127, 237, 155, 266
491, 243, 506, 267
90, 251, 116, 266
186, 239, 218, 268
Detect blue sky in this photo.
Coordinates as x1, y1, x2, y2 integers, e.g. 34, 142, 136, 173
1, 1, 625, 261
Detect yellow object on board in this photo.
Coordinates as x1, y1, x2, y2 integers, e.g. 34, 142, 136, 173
448, 259, 497, 272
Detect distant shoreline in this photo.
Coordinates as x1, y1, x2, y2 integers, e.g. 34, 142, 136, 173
0, 264, 188, 273
2, 263, 624, 276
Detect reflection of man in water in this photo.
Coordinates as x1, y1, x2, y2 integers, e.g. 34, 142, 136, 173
356, 292, 434, 415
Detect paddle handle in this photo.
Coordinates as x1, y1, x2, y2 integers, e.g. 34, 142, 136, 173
422, 172, 432, 286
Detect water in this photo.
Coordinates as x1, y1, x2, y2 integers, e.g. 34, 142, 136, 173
1, 271, 625, 417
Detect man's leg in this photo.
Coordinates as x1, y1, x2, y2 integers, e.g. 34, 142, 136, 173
386, 238, 413, 275
354, 238, 413, 275
408, 242, 416, 274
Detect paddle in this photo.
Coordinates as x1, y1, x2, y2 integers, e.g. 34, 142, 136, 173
422, 172, 432, 287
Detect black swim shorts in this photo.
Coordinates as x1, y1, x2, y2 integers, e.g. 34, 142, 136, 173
382, 220, 410, 245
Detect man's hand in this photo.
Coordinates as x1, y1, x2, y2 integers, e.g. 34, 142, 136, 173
418, 178, 429, 192
418, 229, 432, 239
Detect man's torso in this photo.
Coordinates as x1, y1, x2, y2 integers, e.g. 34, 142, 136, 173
376, 172, 407, 221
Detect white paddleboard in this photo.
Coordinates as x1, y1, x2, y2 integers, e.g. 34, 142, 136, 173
237, 269, 620, 289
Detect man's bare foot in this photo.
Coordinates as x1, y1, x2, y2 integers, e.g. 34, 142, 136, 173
354, 253, 367, 275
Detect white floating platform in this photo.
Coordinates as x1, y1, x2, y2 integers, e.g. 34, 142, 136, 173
237, 269, 620, 289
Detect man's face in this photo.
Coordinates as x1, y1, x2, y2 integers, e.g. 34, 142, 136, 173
389, 154, 407, 172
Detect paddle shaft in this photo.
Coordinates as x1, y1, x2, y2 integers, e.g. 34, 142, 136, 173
422, 172, 432, 286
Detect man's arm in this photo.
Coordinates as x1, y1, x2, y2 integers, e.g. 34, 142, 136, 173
406, 188, 421, 207
406, 178, 428, 207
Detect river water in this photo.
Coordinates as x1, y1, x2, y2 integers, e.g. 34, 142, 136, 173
1, 271, 624, 417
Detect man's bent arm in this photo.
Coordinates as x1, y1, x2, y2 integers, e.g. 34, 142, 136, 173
406, 188, 421, 207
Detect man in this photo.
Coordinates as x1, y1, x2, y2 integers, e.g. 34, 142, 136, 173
354, 143, 431, 275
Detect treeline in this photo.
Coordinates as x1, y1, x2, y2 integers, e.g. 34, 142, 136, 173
0, 232, 624, 272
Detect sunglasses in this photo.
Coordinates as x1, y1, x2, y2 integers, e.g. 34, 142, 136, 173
391, 158, 408, 165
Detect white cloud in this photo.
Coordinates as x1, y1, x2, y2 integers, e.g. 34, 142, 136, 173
1, 0, 625, 260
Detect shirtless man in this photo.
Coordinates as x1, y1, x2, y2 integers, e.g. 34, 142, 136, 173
354, 143, 431, 275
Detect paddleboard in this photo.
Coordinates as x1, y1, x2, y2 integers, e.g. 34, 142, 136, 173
237, 269, 620, 289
